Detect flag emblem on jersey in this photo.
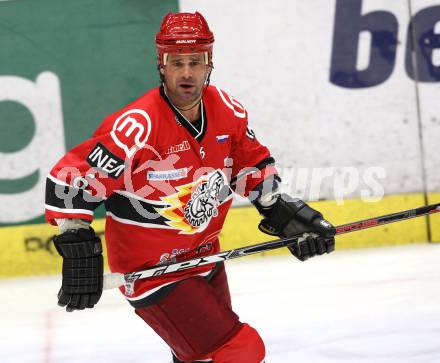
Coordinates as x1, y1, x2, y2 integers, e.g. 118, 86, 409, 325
157, 170, 229, 234
216, 134, 229, 143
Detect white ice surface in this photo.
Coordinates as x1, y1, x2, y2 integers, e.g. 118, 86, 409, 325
1, 244, 440, 363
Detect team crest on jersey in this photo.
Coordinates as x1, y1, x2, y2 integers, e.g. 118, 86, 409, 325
157, 170, 229, 234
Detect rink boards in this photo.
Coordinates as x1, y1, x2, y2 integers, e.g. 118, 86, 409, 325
0, 1, 440, 279
0, 192, 438, 279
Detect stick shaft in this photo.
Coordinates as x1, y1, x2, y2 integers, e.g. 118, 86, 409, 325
103, 202, 440, 290
336, 202, 440, 234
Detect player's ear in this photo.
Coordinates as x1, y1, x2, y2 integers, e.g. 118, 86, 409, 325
159, 66, 165, 75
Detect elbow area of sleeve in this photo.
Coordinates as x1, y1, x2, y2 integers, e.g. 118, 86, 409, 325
44, 175, 104, 224
231, 156, 278, 197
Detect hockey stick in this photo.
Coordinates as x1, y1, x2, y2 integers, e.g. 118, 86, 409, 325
103, 202, 440, 290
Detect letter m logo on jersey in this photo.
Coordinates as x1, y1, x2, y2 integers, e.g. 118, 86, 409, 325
110, 109, 152, 158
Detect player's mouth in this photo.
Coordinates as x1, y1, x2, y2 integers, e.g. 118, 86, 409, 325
179, 83, 195, 92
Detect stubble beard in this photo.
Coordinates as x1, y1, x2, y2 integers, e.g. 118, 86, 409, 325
168, 83, 203, 110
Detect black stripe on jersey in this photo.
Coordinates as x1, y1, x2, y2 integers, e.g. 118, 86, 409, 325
104, 193, 170, 226
45, 177, 104, 212
159, 85, 208, 143
254, 156, 276, 171
230, 156, 276, 186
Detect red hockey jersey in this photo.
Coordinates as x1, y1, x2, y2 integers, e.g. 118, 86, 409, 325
45, 85, 277, 303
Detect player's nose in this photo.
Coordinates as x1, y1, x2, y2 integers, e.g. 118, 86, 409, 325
181, 64, 192, 79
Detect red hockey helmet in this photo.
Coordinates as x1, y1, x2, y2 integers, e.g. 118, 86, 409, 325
156, 12, 214, 67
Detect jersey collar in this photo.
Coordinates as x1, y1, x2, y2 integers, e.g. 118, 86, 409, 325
160, 85, 207, 143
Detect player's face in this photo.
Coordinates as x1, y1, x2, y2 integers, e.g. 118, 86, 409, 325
161, 53, 210, 108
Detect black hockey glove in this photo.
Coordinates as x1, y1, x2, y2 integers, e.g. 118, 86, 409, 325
256, 193, 336, 261
53, 228, 103, 312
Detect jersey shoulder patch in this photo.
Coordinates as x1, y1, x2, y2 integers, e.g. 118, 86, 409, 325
97, 88, 162, 158
109, 108, 152, 158
211, 86, 247, 119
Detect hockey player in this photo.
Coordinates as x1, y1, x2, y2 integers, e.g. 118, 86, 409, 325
45, 12, 336, 363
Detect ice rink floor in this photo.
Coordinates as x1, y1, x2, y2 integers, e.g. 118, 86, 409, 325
1, 243, 440, 363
